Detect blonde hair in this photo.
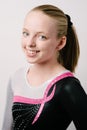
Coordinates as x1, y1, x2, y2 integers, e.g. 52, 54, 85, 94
31, 4, 80, 72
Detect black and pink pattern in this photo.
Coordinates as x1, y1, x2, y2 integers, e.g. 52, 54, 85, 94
12, 72, 73, 130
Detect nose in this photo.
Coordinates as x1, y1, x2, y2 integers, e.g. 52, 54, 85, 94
26, 37, 36, 48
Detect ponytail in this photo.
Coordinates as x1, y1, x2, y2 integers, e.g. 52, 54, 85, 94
58, 25, 80, 72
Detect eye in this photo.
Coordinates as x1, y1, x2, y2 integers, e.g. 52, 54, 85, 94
22, 32, 29, 37
39, 35, 47, 40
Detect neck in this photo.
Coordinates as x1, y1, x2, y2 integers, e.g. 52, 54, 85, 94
27, 61, 66, 87
29, 60, 65, 76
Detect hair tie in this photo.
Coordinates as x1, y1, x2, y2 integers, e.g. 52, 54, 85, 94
66, 14, 73, 28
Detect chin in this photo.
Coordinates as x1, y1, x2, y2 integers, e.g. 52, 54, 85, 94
26, 59, 36, 64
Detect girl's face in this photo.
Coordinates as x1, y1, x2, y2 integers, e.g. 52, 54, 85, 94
21, 11, 62, 64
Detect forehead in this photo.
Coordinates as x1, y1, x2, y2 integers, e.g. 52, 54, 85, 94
23, 11, 57, 33
25, 10, 56, 23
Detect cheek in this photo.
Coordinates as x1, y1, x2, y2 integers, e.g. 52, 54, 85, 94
46, 44, 57, 56
21, 38, 26, 46
44, 42, 56, 51
39, 41, 52, 49
21, 41, 24, 47
21, 41, 26, 51
21, 37, 26, 47
42, 46, 55, 57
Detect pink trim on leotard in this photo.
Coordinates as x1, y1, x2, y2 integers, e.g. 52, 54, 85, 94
13, 85, 55, 104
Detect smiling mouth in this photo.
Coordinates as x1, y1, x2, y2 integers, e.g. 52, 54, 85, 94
28, 50, 40, 53
26, 50, 40, 57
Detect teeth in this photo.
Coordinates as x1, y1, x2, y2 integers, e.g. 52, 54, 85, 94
28, 50, 39, 53
28, 50, 35, 53
26, 49, 40, 56
26, 50, 37, 56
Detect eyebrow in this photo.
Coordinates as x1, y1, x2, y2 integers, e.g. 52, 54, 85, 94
22, 28, 29, 31
22, 28, 49, 36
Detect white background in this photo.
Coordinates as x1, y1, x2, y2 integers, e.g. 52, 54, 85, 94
0, 0, 87, 130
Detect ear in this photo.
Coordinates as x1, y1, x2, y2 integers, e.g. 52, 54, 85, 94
56, 36, 66, 50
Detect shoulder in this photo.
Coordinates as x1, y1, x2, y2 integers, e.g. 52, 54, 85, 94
11, 65, 29, 79
52, 71, 81, 93
57, 76, 81, 89
11, 67, 25, 79
9, 66, 28, 86
56, 76, 87, 106
60, 76, 81, 91
56, 76, 87, 98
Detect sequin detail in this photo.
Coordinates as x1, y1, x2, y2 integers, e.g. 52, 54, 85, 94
12, 103, 40, 129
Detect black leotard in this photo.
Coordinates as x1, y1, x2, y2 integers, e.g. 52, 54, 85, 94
12, 72, 87, 130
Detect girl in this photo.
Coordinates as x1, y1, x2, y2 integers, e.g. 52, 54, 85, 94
2, 4, 87, 130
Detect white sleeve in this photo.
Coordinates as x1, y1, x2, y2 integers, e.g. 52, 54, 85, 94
2, 79, 13, 130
